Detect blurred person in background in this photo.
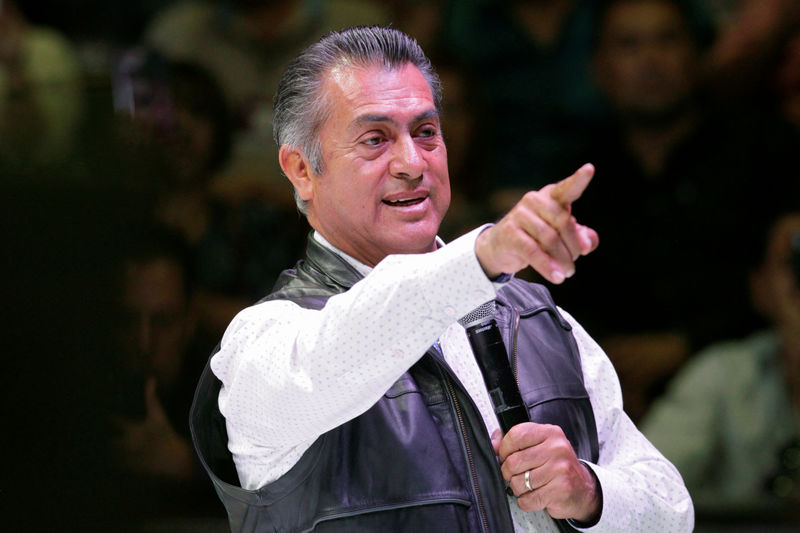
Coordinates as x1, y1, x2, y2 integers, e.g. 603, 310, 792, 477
553, 0, 800, 422
107, 228, 223, 525
641, 211, 800, 521
387, 0, 447, 58
701, 0, 800, 104
114, 51, 307, 337
441, 0, 609, 196
0, 0, 85, 173
774, 28, 800, 132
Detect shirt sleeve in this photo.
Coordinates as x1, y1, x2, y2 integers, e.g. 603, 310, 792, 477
211, 227, 500, 489
558, 309, 695, 533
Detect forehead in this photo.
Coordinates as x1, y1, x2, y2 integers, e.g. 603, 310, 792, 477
602, 0, 686, 35
320, 62, 437, 128
123, 258, 185, 309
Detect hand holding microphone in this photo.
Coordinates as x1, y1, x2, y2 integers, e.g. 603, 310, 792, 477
459, 302, 600, 522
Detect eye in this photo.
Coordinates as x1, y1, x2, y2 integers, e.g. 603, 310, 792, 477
152, 312, 181, 329
360, 133, 386, 147
613, 35, 641, 52
414, 125, 440, 148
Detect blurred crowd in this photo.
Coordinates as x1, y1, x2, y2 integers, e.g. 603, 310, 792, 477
3, 0, 800, 531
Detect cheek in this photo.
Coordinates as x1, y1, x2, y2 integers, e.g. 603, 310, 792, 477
436, 159, 451, 196
191, 126, 214, 156
432, 180, 451, 217
674, 57, 697, 87
602, 62, 636, 96
156, 327, 184, 350
440, 189, 452, 217
318, 175, 376, 223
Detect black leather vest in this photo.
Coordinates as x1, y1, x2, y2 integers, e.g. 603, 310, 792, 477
190, 234, 599, 532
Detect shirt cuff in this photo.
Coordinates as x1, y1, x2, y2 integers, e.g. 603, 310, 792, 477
473, 223, 513, 289
491, 272, 513, 284
567, 460, 604, 530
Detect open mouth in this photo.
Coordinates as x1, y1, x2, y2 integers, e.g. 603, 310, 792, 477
383, 197, 425, 207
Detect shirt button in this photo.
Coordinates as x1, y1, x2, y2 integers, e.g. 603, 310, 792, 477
444, 306, 456, 318
393, 348, 405, 358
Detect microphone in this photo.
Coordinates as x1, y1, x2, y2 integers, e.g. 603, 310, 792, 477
458, 302, 530, 433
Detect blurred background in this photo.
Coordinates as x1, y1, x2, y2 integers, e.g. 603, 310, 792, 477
3, 0, 800, 531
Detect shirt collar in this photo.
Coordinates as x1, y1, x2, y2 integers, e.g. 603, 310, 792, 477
312, 231, 445, 277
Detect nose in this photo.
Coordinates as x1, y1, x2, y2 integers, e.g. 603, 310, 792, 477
138, 314, 153, 357
389, 134, 426, 180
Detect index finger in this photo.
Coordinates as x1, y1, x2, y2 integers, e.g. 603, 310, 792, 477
498, 422, 548, 462
550, 163, 595, 206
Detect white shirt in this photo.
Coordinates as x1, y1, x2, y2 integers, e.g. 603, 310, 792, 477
211, 227, 693, 532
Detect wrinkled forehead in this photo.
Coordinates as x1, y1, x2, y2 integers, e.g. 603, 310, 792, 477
319, 62, 436, 123
323, 60, 423, 94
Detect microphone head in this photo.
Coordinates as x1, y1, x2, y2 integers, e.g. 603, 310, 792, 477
458, 301, 496, 328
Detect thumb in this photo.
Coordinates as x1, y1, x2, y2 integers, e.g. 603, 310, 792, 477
550, 163, 595, 206
491, 429, 504, 455
143, 376, 166, 420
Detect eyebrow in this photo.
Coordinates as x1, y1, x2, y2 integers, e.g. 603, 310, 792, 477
351, 109, 439, 129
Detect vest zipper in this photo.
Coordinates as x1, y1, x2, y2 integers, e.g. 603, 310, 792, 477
444, 374, 491, 533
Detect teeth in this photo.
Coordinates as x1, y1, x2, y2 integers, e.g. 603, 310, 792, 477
386, 198, 422, 206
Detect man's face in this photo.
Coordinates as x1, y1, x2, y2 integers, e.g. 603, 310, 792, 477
594, 0, 697, 119
754, 214, 800, 331
300, 62, 450, 266
121, 257, 191, 386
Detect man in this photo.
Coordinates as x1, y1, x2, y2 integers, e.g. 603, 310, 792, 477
642, 212, 800, 514
554, 0, 800, 421
440, 0, 608, 193
0, 0, 85, 171
109, 230, 222, 521
111, 232, 199, 483
191, 26, 692, 532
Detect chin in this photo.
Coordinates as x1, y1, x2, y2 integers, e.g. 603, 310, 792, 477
391, 228, 440, 254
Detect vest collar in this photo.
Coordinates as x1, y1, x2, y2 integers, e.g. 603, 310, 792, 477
303, 231, 365, 290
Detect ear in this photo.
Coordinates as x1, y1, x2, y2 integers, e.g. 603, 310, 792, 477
279, 145, 315, 203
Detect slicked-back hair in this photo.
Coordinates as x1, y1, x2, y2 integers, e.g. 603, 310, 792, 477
273, 26, 442, 214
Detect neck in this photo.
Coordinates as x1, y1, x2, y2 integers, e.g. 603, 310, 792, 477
514, 0, 574, 49
622, 107, 699, 178
312, 231, 373, 276
305, 206, 440, 267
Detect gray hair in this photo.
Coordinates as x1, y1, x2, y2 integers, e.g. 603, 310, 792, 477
273, 26, 442, 215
